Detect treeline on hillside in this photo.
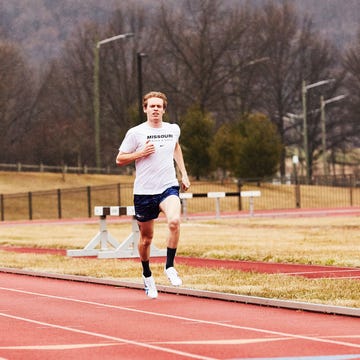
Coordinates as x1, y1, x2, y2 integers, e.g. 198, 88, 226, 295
1, 0, 359, 63
0, 0, 360, 182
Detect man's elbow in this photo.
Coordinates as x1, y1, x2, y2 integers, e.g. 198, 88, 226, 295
116, 159, 127, 167
116, 154, 132, 167
116, 154, 125, 167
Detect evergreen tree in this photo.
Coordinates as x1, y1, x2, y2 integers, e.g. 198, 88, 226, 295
211, 123, 237, 180
233, 113, 282, 179
180, 105, 215, 180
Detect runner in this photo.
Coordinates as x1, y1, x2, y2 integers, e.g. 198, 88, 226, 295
116, 91, 190, 298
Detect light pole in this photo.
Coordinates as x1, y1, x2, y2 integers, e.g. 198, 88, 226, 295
243, 56, 270, 68
93, 32, 134, 169
292, 154, 301, 208
320, 94, 346, 177
234, 56, 270, 115
284, 112, 303, 172
137, 52, 147, 124
301, 79, 334, 183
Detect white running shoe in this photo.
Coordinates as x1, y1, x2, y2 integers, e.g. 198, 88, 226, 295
142, 275, 158, 299
164, 267, 182, 286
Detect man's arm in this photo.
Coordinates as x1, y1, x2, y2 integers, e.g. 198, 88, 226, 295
174, 142, 190, 191
116, 140, 155, 166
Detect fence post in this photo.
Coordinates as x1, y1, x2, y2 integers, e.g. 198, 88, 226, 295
28, 192, 33, 220
237, 179, 243, 211
87, 186, 92, 218
0, 194, 3, 221
57, 189, 62, 219
117, 183, 121, 206
295, 184, 301, 208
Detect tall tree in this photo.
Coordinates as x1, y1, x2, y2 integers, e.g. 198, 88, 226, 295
34, 5, 143, 167
232, 113, 282, 179
148, 0, 252, 124
180, 105, 215, 180
256, 1, 338, 179
0, 42, 36, 162
100, 5, 149, 161
342, 29, 360, 150
210, 123, 237, 181
33, 22, 97, 166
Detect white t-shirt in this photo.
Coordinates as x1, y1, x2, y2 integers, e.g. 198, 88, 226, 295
119, 122, 180, 194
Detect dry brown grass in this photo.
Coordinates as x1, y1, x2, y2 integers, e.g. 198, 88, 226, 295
2, 216, 359, 267
1, 216, 360, 308
1, 172, 360, 308
0, 171, 134, 194
1, 250, 359, 308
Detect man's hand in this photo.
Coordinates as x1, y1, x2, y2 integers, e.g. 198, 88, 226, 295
181, 174, 191, 192
142, 140, 155, 157
116, 140, 155, 166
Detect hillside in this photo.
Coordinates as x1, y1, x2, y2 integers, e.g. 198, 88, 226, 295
0, 0, 359, 67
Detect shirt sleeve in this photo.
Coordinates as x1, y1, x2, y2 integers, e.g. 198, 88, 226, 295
119, 129, 137, 153
173, 123, 181, 141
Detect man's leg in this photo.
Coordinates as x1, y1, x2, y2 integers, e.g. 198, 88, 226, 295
160, 195, 181, 249
138, 220, 154, 275
138, 220, 158, 298
160, 195, 182, 285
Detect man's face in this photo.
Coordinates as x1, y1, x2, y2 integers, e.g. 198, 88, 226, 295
144, 97, 165, 121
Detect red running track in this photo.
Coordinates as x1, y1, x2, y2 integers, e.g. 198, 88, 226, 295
1, 271, 360, 360
2, 246, 360, 280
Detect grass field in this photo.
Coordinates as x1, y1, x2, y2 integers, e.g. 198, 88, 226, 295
0, 171, 132, 193
1, 172, 360, 308
2, 170, 360, 221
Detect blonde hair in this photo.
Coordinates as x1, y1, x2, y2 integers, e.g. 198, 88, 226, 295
143, 91, 168, 110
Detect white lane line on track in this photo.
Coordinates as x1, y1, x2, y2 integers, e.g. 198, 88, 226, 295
0, 312, 217, 360
283, 269, 360, 276
1, 286, 360, 350
0, 343, 122, 350
156, 337, 291, 345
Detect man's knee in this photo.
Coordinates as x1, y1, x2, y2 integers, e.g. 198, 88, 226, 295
168, 217, 180, 232
139, 235, 152, 248
139, 229, 153, 248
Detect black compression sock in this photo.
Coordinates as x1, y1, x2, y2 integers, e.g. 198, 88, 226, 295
141, 260, 152, 278
165, 247, 177, 269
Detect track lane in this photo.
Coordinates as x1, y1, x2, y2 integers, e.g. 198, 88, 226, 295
1, 272, 360, 360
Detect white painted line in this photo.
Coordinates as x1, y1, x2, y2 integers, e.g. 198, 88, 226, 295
324, 276, 360, 279
127, 206, 135, 216
0, 343, 122, 350
241, 190, 261, 197
179, 193, 193, 199
110, 207, 119, 216
157, 337, 291, 345
283, 269, 360, 276
0, 311, 216, 360
1, 267, 359, 317
1, 286, 360, 349
207, 192, 225, 198
94, 206, 104, 216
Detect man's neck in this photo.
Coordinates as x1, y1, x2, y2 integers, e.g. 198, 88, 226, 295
147, 118, 163, 128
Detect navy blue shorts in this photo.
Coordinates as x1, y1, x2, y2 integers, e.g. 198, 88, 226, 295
134, 186, 180, 222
